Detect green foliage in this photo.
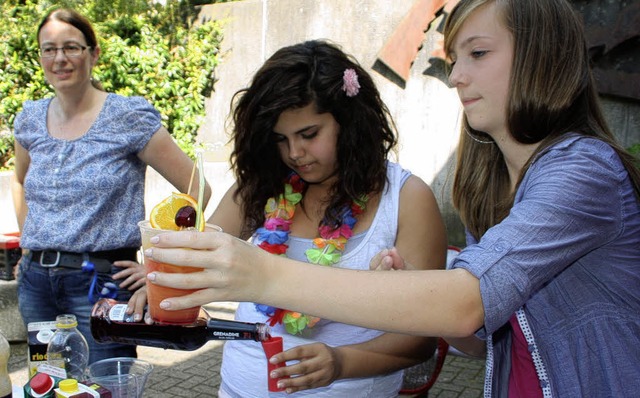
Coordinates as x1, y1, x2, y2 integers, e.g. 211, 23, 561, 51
629, 143, 640, 167
0, 0, 224, 169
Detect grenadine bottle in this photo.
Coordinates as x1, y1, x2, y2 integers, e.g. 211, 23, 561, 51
90, 299, 270, 351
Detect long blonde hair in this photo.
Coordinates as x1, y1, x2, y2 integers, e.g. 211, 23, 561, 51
445, 0, 640, 240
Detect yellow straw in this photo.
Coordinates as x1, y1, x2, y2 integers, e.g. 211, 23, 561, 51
187, 161, 197, 198
195, 149, 205, 231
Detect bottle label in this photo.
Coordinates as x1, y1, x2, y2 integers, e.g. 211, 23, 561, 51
212, 331, 242, 339
107, 304, 136, 322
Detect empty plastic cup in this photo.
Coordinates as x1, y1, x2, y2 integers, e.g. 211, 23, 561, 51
86, 357, 153, 398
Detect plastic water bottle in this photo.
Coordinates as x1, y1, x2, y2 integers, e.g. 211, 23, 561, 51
46, 314, 89, 381
0, 331, 11, 398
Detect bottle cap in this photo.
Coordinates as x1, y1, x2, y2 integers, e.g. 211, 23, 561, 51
30, 372, 54, 394
59, 378, 79, 392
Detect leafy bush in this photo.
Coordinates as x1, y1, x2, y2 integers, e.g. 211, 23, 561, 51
629, 143, 640, 167
0, 0, 224, 169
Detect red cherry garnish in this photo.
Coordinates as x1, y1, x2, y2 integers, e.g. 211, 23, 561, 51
175, 205, 197, 228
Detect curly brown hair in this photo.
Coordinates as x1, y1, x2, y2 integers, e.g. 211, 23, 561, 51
229, 40, 397, 236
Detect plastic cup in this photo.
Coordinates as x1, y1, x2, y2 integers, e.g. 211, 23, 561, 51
86, 357, 153, 398
138, 220, 222, 324
86, 374, 138, 398
261, 336, 289, 392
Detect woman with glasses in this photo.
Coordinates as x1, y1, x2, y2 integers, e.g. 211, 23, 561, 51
11, 8, 211, 364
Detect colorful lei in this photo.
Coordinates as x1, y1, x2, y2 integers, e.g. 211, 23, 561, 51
253, 173, 367, 335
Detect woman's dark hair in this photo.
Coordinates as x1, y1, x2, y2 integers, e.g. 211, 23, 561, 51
230, 40, 397, 235
37, 8, 98, 49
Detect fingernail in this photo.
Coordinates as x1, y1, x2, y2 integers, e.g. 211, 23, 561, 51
147, 272, 156, 281
144, 248, 153, 257
270, 371, 277, 378
159, 300, 170, 309
150, 236, 159, 243
133, 313, 141, 321
269, 357, 276, 364
277, 381, 284, 389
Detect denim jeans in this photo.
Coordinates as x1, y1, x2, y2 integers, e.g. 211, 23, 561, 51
17, 251, 137, 364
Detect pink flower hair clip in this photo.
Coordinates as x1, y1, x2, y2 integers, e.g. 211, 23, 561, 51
342, 68, 360, 97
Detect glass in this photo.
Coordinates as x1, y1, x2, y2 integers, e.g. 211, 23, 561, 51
39, 45, 91, 59
138, 220, 222, 324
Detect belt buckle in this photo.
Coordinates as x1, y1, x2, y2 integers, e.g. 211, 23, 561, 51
40, 250, 61, 267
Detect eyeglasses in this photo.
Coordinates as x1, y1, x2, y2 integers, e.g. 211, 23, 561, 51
39, 45, 91, 59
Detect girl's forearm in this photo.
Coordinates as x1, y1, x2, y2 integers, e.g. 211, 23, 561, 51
260, 255, 484, 337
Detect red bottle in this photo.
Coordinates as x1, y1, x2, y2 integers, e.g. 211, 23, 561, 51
90, 299, 270, 351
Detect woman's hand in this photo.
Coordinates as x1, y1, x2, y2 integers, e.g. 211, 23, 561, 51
268, 343, 343, 393
369, 247, 406, 271
112, 260, 146, 290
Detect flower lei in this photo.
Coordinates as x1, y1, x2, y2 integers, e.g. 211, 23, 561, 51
253, 173, 367, 335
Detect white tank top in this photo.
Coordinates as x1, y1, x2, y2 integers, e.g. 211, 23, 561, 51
219, 162, 411, 397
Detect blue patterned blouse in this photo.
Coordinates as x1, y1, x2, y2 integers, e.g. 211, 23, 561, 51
14, 93, 160, 252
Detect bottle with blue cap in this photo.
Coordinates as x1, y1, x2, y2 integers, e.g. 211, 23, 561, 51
46, 314, 89, 381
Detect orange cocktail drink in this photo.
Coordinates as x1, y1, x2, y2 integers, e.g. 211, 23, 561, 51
139, 191, 221, 324
138, 220, 204, 324
143, 257, 203, 324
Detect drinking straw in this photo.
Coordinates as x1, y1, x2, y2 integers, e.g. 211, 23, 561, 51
195, 149, 205, 232
187, 161, 197, 198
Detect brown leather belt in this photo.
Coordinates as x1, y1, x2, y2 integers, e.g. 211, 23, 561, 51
29, 248, 138, 273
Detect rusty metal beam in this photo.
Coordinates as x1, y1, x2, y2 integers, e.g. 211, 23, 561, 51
375, 0, 448, 85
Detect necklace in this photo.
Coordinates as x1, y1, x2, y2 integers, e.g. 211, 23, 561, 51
253, 173, 367, 335
465, 128, 495, 144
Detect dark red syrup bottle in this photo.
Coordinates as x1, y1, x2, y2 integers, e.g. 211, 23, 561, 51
90, 298, 270, 351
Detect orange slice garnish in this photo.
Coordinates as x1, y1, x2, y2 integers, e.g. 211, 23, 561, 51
150, 192, 203, 231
